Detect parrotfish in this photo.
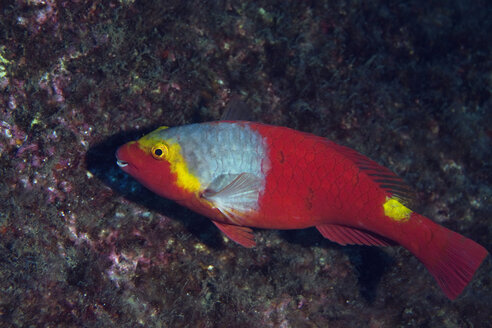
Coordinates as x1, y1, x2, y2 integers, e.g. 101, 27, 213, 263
116, 121, 488, 299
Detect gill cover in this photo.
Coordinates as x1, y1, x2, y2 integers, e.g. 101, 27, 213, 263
137, 128, 202, 194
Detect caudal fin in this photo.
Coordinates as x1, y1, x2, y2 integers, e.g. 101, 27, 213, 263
410, 214, 489, 300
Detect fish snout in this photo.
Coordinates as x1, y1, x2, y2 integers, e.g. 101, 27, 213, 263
115, 141, 139, 171
115, 147, 129, 170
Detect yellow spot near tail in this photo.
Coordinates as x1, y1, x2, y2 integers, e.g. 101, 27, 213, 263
137, 127, 201, 193
383, 197, 412, 221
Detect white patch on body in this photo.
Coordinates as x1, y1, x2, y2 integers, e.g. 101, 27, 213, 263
154, 122, 269, 223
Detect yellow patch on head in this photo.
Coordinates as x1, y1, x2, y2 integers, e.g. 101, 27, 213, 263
383, 197, 413, 221
165, 141, 201, 192
137, 127, 201, 193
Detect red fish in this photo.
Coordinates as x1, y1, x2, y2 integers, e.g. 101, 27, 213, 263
116, 121, 488, 299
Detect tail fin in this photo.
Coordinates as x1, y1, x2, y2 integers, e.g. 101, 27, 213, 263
408, 214, 488, 300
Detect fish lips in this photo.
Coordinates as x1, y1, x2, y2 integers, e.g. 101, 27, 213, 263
116, 159, 128, 168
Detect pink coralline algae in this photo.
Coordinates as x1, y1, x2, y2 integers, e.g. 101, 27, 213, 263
16, 0, 59, 35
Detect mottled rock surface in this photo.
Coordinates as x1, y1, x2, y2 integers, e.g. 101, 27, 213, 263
0, 1, 490, 327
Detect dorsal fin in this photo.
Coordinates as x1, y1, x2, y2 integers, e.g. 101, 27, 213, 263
330, 142, 416, 208
221, 96, 254, 121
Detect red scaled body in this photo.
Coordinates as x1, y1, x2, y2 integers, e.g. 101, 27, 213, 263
116, 121, 488, 300
249, 124, 389, 230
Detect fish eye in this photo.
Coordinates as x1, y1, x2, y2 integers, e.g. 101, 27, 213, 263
151, 143, 168, 160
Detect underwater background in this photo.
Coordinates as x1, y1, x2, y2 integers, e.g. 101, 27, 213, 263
0, 0, 490, 327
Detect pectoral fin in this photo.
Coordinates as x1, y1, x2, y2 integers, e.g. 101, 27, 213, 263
202, 173, 262, 225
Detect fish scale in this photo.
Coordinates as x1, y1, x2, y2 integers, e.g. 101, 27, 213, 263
116, 120, 488, 300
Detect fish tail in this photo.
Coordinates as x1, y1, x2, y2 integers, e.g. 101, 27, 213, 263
407, 213, 488, 300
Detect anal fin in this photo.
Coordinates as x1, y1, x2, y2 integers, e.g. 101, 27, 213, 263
316, 224, 395, 246
212, 221, 256, 248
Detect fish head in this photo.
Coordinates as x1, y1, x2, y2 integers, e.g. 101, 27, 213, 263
116, 126, 200, 201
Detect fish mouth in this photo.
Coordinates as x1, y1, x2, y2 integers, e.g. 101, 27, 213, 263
115, 143, 136, 171
115, 141, 143, 172
116, 159, 128, 168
